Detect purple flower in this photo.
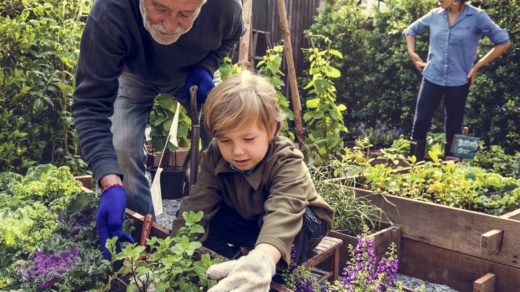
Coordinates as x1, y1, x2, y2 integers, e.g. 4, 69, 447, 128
339, 236, 399, 291
290, 245, 299, 272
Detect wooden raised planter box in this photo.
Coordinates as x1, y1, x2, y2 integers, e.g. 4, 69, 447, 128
350, 187, 520, 292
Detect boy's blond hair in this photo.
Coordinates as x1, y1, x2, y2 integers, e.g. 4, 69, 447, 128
203, 71, 285, 138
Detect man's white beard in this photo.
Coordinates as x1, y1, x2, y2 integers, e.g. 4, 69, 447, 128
139, 0, 199, 45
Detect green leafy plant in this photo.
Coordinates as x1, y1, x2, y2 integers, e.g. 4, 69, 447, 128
467, 144, 520, 179
12, 192, 111, 291
0, 164, 109, 290
105, 211, 220, 292
256, 45, 295, 140
358, 160, 520, 216
218, 56, 243, 81
303, 34, 348, 163
149, 93, 191, 152
0, 0, 92, 173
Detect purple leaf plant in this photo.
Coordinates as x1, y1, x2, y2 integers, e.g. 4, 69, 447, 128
18, 245, 82, 289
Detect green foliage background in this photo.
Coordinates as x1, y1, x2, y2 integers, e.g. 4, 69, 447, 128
0, 0, 91, 173
1, 0, 517, 175
307, 0, 519, 153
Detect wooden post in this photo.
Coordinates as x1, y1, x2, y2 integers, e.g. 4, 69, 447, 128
473, 273, 496, 292
462, 126, 469, 135
238, 0, 253, 69
277, 0, 305, 153
480, 229, 504, 256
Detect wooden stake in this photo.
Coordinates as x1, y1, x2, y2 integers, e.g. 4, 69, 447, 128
473, 273, 496, 292
238, 0, 253, 69
480, 229, 504, 256
277, 0, 306, 153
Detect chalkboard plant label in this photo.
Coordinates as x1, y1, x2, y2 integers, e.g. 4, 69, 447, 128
451, 134, 479, 159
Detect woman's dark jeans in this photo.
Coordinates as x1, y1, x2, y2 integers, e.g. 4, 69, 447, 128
411, 78, 470, 148
203, 203, 326, 265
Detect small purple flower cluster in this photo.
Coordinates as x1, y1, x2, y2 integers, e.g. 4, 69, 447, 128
340, 236, 398, 291
285, 246, 328, 292
18, 245, 82, 289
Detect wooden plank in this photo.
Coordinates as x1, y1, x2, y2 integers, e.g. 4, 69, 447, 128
473, 273, 496, 292
400, 239, 520, 292
480, 229, 503, 256
304, 236, 342, 269
501, 208, 520, 221
352, 188, 520, 268
75, 175, 94, 190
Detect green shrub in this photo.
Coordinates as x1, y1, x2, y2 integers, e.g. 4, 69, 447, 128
0, 0, 91, 173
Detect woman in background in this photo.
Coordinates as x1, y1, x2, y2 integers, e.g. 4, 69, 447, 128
404, 0, 510, 160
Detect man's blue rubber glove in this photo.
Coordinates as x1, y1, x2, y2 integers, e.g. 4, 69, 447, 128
96, 185, 134, 260
180, 65, 215, 104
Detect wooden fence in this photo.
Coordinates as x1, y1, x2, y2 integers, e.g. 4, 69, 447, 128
231, 0, 323, 76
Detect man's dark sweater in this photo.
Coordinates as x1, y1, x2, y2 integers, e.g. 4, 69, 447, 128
72, 0, 243, 181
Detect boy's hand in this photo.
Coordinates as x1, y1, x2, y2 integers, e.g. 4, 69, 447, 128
181, 65, 215, 104
96, 185, 134, 259
206, 249, 275, 292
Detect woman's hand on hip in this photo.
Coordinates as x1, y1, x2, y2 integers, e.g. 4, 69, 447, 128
414, 60, 426, 72
467, 66, 479, 85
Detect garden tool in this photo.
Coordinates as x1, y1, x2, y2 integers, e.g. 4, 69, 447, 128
139, 214, 154, 247
188, 85, 201, 189
150, 101, 181, 215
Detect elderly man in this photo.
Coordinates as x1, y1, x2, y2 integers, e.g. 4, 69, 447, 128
72, 0, 243, 260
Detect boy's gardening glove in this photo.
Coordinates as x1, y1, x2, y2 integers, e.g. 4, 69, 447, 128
206, 249, 276, 292
180, 65, 215, 104
96, 185, 134, 260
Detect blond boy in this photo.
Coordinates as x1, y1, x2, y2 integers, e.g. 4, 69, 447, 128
171, 71, 333, 291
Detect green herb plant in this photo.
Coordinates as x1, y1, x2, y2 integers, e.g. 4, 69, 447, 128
105, 211, 220, 292
310, 162, 386, 236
